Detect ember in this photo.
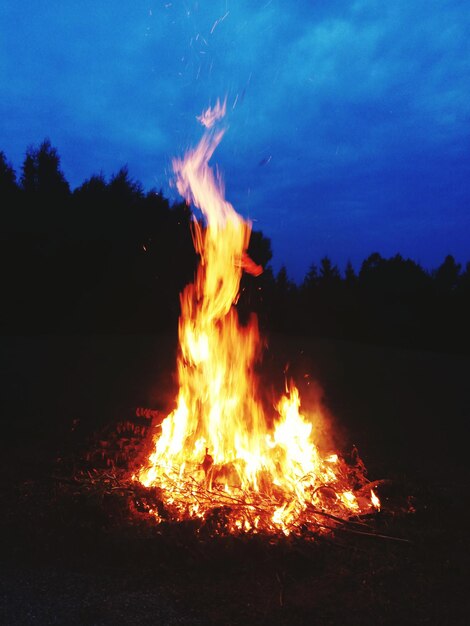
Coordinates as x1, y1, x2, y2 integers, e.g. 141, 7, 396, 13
134, 101, 380, 535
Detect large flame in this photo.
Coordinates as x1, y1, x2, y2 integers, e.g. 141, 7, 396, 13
136, 101, 378, 534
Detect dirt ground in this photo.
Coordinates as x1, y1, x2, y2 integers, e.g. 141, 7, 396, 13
1, 333, 469, 625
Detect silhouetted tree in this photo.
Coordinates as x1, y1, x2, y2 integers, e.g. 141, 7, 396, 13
18, 139, 71, 236
266, 266, 298, 332
72, 173, 108, 236
299, 263, 318, 329
108, 166, 143, 202
344, 260, 357, 286
237, 230, 273, 326
319, 256, 340, 286
426, 255, 465, 350
0, 151, 21, 234
247, 230, 273, 270
276, 266, 295, 294
460, 261, 470, 293
433, 255, 461, 293
0, 151, 18, 193
74, 173, 107, 201
20, 139, 70, 197
315, 257, 342, 335
359, 252, 384, 284
341, 260, 360, 336
3, 136, 470, 351
303, 263, 319, 291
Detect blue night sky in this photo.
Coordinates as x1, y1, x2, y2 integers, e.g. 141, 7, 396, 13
1, 0, 469, 280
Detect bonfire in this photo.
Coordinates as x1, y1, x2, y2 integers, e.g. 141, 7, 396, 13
133, 99, 380, 535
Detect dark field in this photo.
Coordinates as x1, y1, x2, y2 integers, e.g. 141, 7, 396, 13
1, 334, 468, 625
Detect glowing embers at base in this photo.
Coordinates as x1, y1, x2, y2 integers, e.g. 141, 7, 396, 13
135, 101, 379, 535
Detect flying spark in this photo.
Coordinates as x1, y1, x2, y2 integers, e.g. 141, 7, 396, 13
210, 11, 230, 34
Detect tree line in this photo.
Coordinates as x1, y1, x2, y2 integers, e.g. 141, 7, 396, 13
1, 140, 469, 353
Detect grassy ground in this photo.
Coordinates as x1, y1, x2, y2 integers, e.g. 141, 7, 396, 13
1, 333, 468, 625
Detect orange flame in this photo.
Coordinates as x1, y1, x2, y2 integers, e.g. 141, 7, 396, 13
196, 97, 227, 128
136, 103, 379, 534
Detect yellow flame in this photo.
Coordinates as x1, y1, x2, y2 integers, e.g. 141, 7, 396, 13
136, 102, 379, 534
371, 489, 381, 511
